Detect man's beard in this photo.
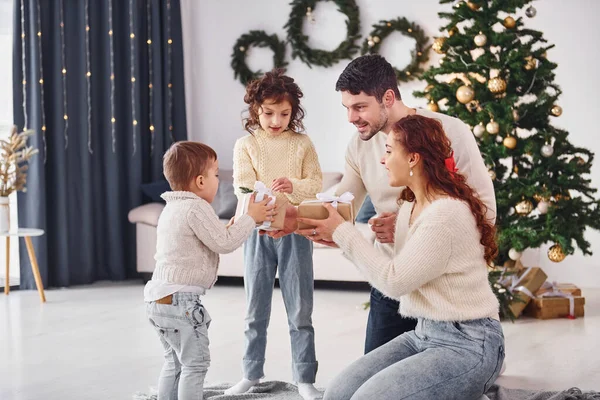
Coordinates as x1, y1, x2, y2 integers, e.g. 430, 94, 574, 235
358, 106, 388, 141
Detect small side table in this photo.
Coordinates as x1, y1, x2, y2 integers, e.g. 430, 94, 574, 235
1, 228, 46, 303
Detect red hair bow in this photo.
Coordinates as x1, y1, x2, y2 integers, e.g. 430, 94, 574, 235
445, 151, 458, 176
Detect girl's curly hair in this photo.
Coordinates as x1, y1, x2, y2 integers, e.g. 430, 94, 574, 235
243, 69, 305, 134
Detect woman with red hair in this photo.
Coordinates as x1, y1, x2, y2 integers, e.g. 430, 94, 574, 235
299, 114, 504, 400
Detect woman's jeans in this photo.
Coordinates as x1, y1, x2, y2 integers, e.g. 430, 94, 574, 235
242, 231, 318, 383
324, 317, 505, 400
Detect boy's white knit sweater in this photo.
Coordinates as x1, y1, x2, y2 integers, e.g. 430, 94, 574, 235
151, 191, 255, 288
332, 198, 500, 321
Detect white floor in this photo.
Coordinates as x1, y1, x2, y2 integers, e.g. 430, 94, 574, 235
1, 281, 599, 400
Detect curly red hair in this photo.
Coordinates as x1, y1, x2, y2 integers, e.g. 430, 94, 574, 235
393, 115, 498, 265
243, 68, 305, 134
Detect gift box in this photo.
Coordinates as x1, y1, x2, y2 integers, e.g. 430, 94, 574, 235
536, 282, 582, 297
297, 192, 355, 230
506, 267, 548, 318
525, 296, 585, 320
234, 181, 287, 231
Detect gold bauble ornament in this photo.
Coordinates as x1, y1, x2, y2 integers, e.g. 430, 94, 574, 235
474, 32, 487, 47
548, 244, 566, 263
427, 101, 439, 112
515, 199, 533, 215
432, 37, 447, 54
456, 85, 475, 104
503, 136, 517, 149
466, 1, 481, 11
448, 26, 459, 36
487, 77, 507, 94
551, 105, 563, 117
524, 56, 537, 70
466, 100, 480, 113
503, 16, 516, 29
486, 119, 499, 134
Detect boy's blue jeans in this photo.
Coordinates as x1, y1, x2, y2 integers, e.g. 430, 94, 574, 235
147, 293, 211, 400
242, 231, 318, 383
324, 317, 505, 400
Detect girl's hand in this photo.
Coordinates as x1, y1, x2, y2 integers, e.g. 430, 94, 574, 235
272, 177, 293, 194
296, 203, 346, 242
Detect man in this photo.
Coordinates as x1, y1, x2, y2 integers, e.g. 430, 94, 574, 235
270, 54, 496, 354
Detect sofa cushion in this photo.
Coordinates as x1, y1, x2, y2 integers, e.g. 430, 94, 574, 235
141, 180, 171, 203
213, 179, 238, 219
128, 203, 165, 226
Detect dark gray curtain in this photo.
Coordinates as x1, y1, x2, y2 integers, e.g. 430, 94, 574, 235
12, 0, 187, 288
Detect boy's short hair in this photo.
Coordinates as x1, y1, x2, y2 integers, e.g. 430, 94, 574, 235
335, 54, 401, 102
163, 141, 217, 190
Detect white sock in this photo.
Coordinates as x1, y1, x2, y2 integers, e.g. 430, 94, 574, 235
224, 378, 259, 395
298, 383, 322, 400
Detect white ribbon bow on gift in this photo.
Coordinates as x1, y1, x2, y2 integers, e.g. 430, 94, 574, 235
537, 281, 576, 318
305, 192, 354, 209
501, 267, 536, 299
253, 181, 276, 229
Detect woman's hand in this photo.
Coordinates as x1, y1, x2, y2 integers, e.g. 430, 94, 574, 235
272, 177, 293, 194
297, 203, 346, 243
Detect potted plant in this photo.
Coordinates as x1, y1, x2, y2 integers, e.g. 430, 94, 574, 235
0, 126, 38, 232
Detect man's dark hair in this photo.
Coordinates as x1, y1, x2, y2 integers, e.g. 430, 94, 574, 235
335, 54, 401, 102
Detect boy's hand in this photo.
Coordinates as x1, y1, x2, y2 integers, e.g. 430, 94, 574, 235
271, 177, 293, 194
259, 204, 298, 238
247, 193, 277, 224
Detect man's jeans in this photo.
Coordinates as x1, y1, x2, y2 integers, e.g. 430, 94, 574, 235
242, 231, 318, 383
325, 317, 505, 400
365, 288, 417, 354
147, 293, 211, 400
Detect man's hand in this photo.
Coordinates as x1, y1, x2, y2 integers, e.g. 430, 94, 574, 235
368, 212, 397, 244
226, 217, 235, 228
259, 204, 298, 239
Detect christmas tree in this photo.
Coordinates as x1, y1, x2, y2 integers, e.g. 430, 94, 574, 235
414, 0, 600, 318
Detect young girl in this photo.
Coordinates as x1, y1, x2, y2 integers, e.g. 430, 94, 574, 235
226, 69, 323, 400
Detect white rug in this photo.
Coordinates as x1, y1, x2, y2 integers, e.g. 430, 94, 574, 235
133, 381, 322, 399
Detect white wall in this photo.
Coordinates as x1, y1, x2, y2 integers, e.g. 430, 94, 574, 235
180, 0, 600, 287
